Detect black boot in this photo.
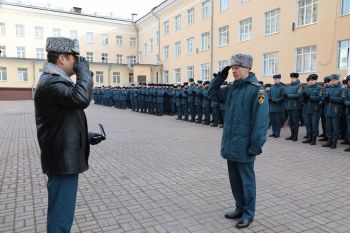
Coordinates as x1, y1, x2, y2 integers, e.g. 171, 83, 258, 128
322, 139, 332, 147
310, 137, 316, 145
285, 130, 294, 140
302, 136, 311, 143
341, 140, 349, 145
319, 137, 328, 141
292, 129, 298, 141
344, 146, 350, 152
330, 140, 337, 149
211, 123, 218, 127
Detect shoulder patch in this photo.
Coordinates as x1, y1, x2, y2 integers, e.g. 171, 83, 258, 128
258, 89, 265, 105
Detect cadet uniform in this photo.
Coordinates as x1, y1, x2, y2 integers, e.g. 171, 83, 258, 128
269, 74, 285, 138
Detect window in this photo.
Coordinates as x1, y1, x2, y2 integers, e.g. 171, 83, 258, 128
218, 26, 229, 47
175, 15, 181, 31
128, 56, 136, 65
0, 67, 7, 81
298, 0, 318, 27
296, 46, 317, 73
144, 43, 148, 55
86, 52, 93, 63
116, 54, 123, 64
101, 53, 108, 63
17, 47, 25, 58
239, 18, 252, 41
175, 41, 181, 57
164, 21, 169, 36
163, 71, 169, 83
342, 0, 350, 16
201, 64, 210, 81
240, 0, 249, 3
220, 0, 228, 12
116, 36, 123, 46
338, 39, 350, 70
156, 54, 160, 64
218, 60, 228, 71
101, 34, 108, 44
201, 32, 210, 51
263, 52, 279, 76
163, 46, 169, 60
156, 31, 160, 45
35, 26, 43, 39
0, 23, 5, 36
202, 0, 211, 20
174, 68, 181, 83
188, 8, 194, 25
18, 68, 28, 81
52, 28, 61, 37
0, 46, 6, 57
130, 37, 136, 47
187, 37, 194, 54
187, 66, 194, 80
16, 24, 25, 37
36, 48, 44, 59
265, 8, 280, 35
86, 32, 93, 44
113, 72, 121, 84
70, 30, 77, 39
96, 71, 104, 83
150, 39, 153, 52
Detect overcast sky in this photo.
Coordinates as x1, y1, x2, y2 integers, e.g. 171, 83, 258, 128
16, 0, 165, 20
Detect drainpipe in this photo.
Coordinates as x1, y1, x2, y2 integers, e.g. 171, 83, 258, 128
132, 13, 138, 84
151, 7, 162, 83
210, 0, 214, 77
32, 60, 36, 99
108, 64, 112, 86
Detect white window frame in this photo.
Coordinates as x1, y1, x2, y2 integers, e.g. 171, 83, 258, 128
163, 46, 169, 60
128, 56, 137, 65
70, 30, 77, 39
174, 68, 181, 83
187, 66, 194, 81
0, 23, 5, 36
164, 21, 169, 36
117, 36, 123, 46
35, 26, 43, 39
16, 24, 25, 37
175, 41, 181, 57
101, 34, 108, 45
296, 45, 317, 73
36, 48, 44, 59
96, 71, 104, 84
341, 0, 350, 16
239, 18, 252, 41
163, 70, 169, 83
218, 60, 228, 71
219, 0, 228, 12
338, 39, 350, 70
201, 0, 211, 20
130, 37, 136, 47
150, 39, 153, 52
17, 68, 28, 81
144, 43, 148, 55
101, 53, 108, 63
201, 32, 210, 51
113, 72, 121, 84
156, 31, 160, 45
0, 46, 6, 57
297, 0, 318, 27
263, 52, 279, 76
52, 28, 61, 37
201, 63, 210, 81
116, 54, 123, 64
17, 47, 25, 58
86, 52, 93, 63
187, 8, 195, 25
0, 67, 7, 81
265, 8, 280, 35
86, 32, 93, 44
218, 25, 229, 47
175, 15, 181, 31
187, 37, 194, 54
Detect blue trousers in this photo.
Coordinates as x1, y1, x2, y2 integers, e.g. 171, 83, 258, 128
270, 112, 283, 137
288, 110, 300, 133
305, 112, 320, 138
202, 107, 210, 123
47, 175, 78, 233
176, 106, 182, 119
188, 102, 196, 120
182, 103, 189, 119
227, 160, 256, 220
326, 117, 340, 140
211, 106, 220, 124
347, 118, 350, 143
196, 105, 202, 121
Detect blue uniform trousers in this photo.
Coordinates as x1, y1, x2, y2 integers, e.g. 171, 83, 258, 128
182, 104, 189, 120
288, 110, 300, 134
157, 103, 164, 114
305, 112, 320, 138
176, 106, 182, 119
188, 102, 196, 121
203, 107, 210, 123
227, 160, 256, 220
196, 105, 202, 122
270, 112, 283, 137
326, 117, 340, 140
211, 106, 220, 124
347, 118, 350, 143
47, 175, 78, 233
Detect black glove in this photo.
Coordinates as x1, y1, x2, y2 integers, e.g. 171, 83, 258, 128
88, 132, 105, 145
73, 56, 90, 75
220, 66, 231, 80
302, 92, 309, 102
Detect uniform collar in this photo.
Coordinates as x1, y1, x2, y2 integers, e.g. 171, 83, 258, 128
43, 62, 73, 83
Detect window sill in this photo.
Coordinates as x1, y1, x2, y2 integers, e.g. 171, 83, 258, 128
341, 13, 350, 17
296, 71, 316, 74
239, 38, 252, 42
218, 44, 229, 48
296, 22, 318, 29
264, 31, 280, 37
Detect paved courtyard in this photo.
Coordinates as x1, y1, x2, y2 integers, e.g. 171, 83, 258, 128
0, 101, 350, 233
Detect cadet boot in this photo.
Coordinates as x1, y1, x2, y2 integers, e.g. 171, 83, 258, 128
341, 140, 349, 145
269, 134, 276, 137
330, 140, 337, 149
310, 137, 316, 145
211, 123, 218, 127
319, 133, 325, 137
292, 130, 298, 141
302, 136, 311, 143
303, 135, 308, 139
319, 137, 328, 141
344, 146, 350, 152
219, 124, 224, 128
322, 139, 332, 147
285, 130, 294, 140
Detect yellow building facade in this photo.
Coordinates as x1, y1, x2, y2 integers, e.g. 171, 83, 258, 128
1, 0, 350, 100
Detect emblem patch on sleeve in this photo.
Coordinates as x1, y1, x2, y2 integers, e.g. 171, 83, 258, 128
258, 90, 265, 104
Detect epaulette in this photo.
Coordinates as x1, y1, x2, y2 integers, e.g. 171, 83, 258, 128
249, 81, 261, 87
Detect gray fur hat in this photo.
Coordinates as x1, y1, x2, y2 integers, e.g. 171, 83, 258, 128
230, 53, 253, 69
46, 37, 80, 55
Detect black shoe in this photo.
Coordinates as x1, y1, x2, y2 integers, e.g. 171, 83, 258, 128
303, 135, 308, 139
319, 133, 325, 137
273, 135, 280, 138
269, 134, 276, 137
344, 147, 350, 152
236, 218, 253, 229
322, 140, 332, 147
310, 138, 316, 145
204, 122, 210, 125
176, 118, 182, 120
302, 139, 311, 143
195, 121, 202, 124
330, 140, 337, 149
211, 123, 218, 127
219, 124, 224, 128
190, 119, 196, 122
319, 137, 328, 142
341, 141, 349, 145
292, 135, 298, 142
224, 210, 242, 219
285, 135, 293, 140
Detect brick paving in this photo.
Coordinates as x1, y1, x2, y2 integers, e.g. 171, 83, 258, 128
0, 101, 350, 233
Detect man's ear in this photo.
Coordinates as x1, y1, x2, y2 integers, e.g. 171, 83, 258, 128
57, 54, 65, 66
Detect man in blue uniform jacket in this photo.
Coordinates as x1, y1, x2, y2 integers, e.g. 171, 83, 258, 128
208, 53, 269, 229
269, 74, 286, 138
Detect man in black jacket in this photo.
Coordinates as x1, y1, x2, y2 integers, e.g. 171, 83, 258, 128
34, 37, 105, 233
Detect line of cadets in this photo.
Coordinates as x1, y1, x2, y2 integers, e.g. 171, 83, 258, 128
92, 73, 350, 152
